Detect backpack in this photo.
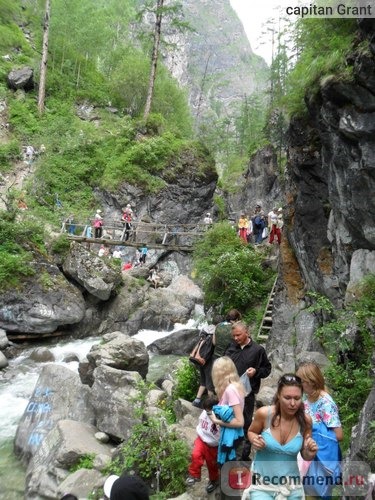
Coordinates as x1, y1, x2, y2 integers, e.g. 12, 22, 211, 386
189, 331, 214, 366
253, 215, 265, 229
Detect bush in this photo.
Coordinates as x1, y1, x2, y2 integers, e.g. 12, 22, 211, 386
172, 358, 200, 401
308, 276, 375, 451
193, 222, 275, 313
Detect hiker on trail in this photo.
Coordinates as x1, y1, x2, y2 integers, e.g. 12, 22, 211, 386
238, 214, 249, 243
268, 207, 281, 245
252, 204, 266, 245
147, 266, 162, 289
186, 394, 220, 494
225, 321, 272, 461
191, 325, 216, 408
242, 374, 318, 500
93, 209, 103, 238
66, 214, 76, 235
25, 145, 35, 164
139, 244, 148, 264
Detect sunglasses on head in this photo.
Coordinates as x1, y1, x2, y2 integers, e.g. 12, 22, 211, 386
279, 374, 302, 385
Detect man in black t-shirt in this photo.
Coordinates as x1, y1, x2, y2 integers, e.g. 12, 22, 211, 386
225, 321, 271, 460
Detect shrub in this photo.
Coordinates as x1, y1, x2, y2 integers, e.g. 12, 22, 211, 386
308, 276, 375, 451
193, 222, 275, 313
172, 358, 200, 401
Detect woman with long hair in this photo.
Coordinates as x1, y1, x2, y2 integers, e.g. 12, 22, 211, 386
208, 357, 246, 464
243, 374, 318, 499
296, 361, 342, 442
296, 362, 342, 498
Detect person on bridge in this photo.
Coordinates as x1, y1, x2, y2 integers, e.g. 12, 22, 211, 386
224, 321, 272, 461
121, 206, 133, 241
94, 209, 103, 238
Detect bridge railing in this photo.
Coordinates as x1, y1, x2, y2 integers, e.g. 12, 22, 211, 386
61, 219, 211, 247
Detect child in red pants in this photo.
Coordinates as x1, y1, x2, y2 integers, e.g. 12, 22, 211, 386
186, 395, 220, 493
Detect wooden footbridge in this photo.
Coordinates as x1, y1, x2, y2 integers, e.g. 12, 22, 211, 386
61, 219, 210, 252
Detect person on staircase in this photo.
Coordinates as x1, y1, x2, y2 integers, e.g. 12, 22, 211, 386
225, 322, 272, 461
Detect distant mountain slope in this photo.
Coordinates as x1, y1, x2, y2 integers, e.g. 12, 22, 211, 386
162, 0, 269, 124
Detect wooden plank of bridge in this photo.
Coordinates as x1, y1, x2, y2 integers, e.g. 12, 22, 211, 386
67, 235, 194, 252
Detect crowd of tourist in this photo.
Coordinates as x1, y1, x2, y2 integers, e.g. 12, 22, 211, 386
186, 311, 342, 498
236, 202, 284, 246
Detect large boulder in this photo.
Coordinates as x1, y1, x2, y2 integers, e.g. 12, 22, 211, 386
0, 262, 85, 334
90, 364, 143, 440
25, 419, 112, 500
14, 364, 95, 464
148, 328, 200, 355
7, 66, 34, 91
100, 275, 203, 335
63, 242, 122, 300
83, 331, 149, 384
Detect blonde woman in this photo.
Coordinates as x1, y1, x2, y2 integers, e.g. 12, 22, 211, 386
208, 356, 246, 464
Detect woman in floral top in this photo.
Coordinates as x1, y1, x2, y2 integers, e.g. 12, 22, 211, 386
296, 361, 343, 441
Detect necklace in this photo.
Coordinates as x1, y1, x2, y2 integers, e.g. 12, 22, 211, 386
279, 417, 295, 445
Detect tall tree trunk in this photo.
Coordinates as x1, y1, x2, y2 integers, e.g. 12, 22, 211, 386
143, 0, 163, 120
37, 0, 51, 115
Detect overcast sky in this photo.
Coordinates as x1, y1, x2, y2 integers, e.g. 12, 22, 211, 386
230, 0, 284, 65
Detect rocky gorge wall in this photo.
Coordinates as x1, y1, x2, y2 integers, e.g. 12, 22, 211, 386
269, 18, 375, 469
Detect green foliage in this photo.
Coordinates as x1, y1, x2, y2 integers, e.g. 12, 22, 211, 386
0, 217, 46, 289
193, 222, 274, 313
114, 417, 189, 497
69, 453, 95, 473
0, 140, 21, 172
283, 18, 357, 116
172, 358, 200, 401
308, 277, 375, 451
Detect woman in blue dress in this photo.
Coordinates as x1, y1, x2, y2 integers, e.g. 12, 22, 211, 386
243, 374, 318, 499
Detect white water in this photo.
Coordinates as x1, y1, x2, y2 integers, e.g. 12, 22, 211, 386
0, 319, 203, 496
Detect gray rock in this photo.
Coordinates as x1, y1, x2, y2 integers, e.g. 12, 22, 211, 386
148, 328, 199, 355
63, 242, 122, 301
7, 66, 34, 91
15, 364, 95, 464
94, 431, 110, 444
0, 328, 9, 349
0, 351, 8, 369
29, 347, 55, 363
85, 332, 149, 381
90, 365, 143, 440
345, 249, 375, 304
57, 468, 105, 500
0, 261, 85, 334
25, 419, 112, 499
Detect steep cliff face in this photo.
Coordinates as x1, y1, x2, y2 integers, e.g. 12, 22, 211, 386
224, 145, 283, 217
163, 0, 268, 124
285, 19, 375, 306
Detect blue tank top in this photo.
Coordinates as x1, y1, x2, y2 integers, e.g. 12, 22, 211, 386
253, 407, 303, 484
